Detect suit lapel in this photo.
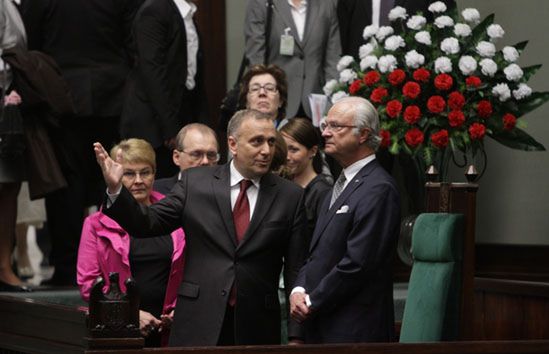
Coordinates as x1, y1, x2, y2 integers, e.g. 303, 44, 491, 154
300, 0, 318, 47
308, 160, 379, 251
169, 0, 188, 45
213, 165, 237, 247
237, 173, 278, 250
274, 0, 303, 50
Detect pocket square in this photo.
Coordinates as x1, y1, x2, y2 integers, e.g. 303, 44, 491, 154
336, 205, 349, 214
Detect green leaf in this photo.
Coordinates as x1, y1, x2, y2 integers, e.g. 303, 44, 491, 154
512, 40, 529, 54
521, 64, 542, 82
516, 91, 549, 117
489, 128, 546, 151
469, 14, 495, 46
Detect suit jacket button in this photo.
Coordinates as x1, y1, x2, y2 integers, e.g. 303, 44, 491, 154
221, 290, 227, 296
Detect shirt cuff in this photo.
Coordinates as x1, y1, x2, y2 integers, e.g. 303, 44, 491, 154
105, 186, 122, 208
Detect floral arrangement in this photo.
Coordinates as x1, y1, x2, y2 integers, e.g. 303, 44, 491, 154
324, 2, 548, 173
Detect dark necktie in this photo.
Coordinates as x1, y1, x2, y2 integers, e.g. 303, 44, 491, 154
380, 0, 395, 26
330, 173, 347, 208
233, 179, 252, 243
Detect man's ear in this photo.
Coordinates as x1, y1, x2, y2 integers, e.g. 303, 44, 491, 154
358, 128, 369, 145
172, 149, 181, 167
228, 136, 238, 156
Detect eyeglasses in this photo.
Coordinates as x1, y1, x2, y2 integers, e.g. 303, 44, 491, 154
122, 168, 154, 181
248, 83, 278, 95
320, 121, 358, 132
180, 150, 220, 162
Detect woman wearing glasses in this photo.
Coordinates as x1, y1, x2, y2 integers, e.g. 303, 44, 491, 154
77, 138, 185, 347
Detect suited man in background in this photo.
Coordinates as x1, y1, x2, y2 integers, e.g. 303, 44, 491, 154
95, 109, 307, 346
121, 0, 205, 178
22, 0, 141, 285
154, 123, 219, 195
290, 96, 401, 343
338, 0, 456, 59
245, 0, 341, 121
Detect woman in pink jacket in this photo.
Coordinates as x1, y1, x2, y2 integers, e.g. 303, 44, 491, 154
77, 138, 185, 347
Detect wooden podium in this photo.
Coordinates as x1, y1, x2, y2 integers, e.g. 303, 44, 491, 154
425, 182, 479, 340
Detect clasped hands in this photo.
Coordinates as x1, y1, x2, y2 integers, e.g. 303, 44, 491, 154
289, 292, 311, 323
139, 310, 174, 337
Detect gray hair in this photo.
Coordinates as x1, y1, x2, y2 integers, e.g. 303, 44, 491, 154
227, 109, 273, 138
175, 123, 219, 151
339, 96, 382, 151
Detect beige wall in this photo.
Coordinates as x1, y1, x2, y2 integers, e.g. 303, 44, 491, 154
226, 0, 549, 245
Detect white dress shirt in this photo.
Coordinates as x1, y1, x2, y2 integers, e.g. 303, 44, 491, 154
371, 0, 381, 27
230, 161, 260, 220
172, 0, 199, 90
287, 0, 307, 41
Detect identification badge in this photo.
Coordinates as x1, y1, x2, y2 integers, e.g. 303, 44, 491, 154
280, 27, 294, 56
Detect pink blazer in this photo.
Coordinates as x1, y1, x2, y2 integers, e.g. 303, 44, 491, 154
77, 190, 185, 316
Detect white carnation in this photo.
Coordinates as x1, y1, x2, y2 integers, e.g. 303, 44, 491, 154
363, 25, 379, 40
405, 50, 425, 69
492, 83, 511, 102
479, 58, 498, 77
339, 68, 358, 84
503, 63, 524, 82
441, 37, 460, 55
487, 24, 505, 41
513, 83, 532, 100
459, 56, 477, 75
406, 15, 427, 30
323, 79, 338, 96
337, 55, 355, 72
434, 15, 454, 28
428, 1, 447, 13
376, 26, 394, 41
388, 6, 408, 21
377, 54, 398, 73
331, 91, 349, 104
476, 41, 496, 57
462, 8, 481, 24
434, 56, 452, 73
502, 46, 520, 62
415, 31, 432, 45
359, 43, 376, 59
360, 55, 378, 71
454, 23, 472, 37
384, 35, 405, 51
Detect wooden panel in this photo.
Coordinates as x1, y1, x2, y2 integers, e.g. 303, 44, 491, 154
476, 244, 549, 282
524, 297, 549, 339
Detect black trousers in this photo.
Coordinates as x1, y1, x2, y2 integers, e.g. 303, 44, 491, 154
217, 305, 235, 346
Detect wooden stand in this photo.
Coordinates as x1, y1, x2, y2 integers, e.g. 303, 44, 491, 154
425, 182, 479, 340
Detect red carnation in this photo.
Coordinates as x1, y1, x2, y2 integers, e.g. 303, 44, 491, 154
448, 91, 465, 110
469, 123, 486, 140
477, 100, 493, 118
403, 105, 421, 124
388, 69, 406, 86
503, 113, 517, 130
466, 76, 482, 88
380, 130, 391, 148
370, 86, 388, 103
431, 129, 449, 149
427, 95, 446, 113
413, 68, 431, 83
386, 100, 403, 118
405, 128, 424, 148
349, 79, 362, 95
363, 71, 381, 86
448, 110, 466, 127
434, 73, 453, 91
402, 81, 421, 99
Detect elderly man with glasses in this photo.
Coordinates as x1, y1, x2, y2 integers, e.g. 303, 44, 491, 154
154, 123, 220, 195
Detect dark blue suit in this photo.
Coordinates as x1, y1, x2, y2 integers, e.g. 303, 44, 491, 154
295, 159, 401, 343
153, 174, 179, 196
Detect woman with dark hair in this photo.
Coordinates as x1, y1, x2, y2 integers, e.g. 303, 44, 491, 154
239, 64, 288, 125
280, 118, 331, 242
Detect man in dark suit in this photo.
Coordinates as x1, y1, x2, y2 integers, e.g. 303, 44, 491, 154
154, 123, 219, 195
94, 109, 307, 346
290, 96, 401, 343
22, 0, 141, 285
120, 0, 205, 178
338, 0, 456, 58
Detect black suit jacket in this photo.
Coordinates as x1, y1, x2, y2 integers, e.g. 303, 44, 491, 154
104, 164, 308, 346
338, 0, 456, 58
153, 173, 179, 195
295, 159, 401, 343
120, 0, 204, 148
21, 0, 140, 117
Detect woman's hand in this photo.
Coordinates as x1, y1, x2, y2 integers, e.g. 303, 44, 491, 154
139, 310, 162, 337
4, 90, 22, 106
93, 142, 124, 194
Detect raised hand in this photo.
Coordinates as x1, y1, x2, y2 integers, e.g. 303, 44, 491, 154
93, 142, 124, 193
